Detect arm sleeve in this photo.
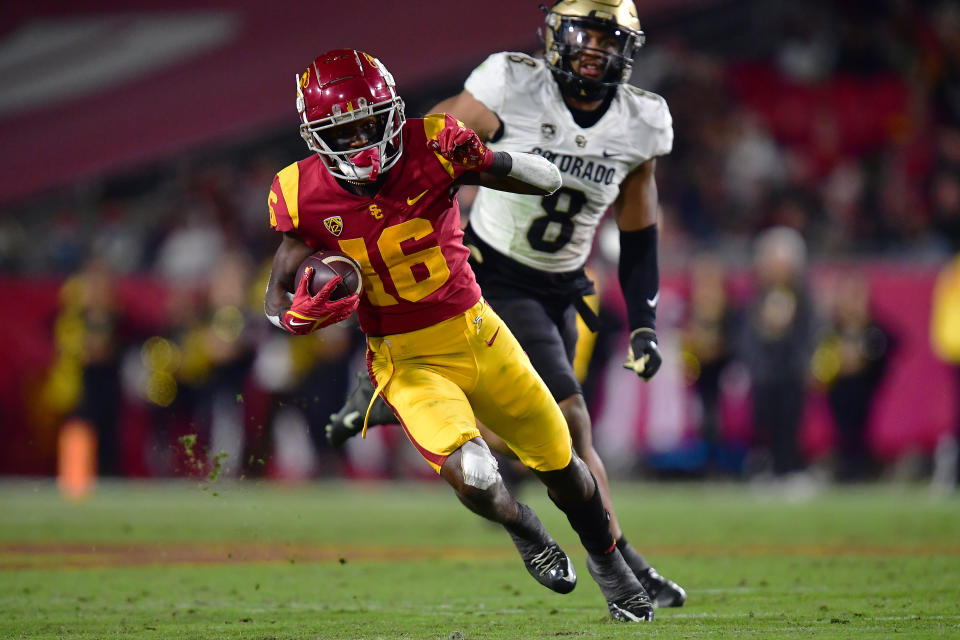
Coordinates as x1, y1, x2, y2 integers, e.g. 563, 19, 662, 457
463, 53, 511, 114
618, 225, 659, 331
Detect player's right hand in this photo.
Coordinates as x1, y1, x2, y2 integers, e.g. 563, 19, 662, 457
622, 328, 662, 381
280, 267, 359, 335
427, 121, 494, 171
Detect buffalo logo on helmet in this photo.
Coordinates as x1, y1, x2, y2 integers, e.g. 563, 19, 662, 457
323, 216, 344, 236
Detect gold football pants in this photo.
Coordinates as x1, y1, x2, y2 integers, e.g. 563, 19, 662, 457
366, 299, 572, 473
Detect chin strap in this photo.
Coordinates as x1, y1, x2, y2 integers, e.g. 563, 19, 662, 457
551, 66, 616, 102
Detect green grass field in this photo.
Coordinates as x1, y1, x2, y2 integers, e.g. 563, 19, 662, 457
1, 479, 959, 639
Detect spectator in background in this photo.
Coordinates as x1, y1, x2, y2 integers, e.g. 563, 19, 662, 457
930, 3, 960, 129
153, 199, 225, 285
48, 208, 85, 272
50, 257, 134, 479
250, 323, 360, 479
192, 251, 260, 477
72, 258, 125, 475
143, 253, 261, 477
930, 166, 960, 252
815, 273, 894, 482
931, 253, 960, 489
680, 252, 740, 474
927, 131, 960, 488
138, 287, 206, 476
737, 226, 818, 478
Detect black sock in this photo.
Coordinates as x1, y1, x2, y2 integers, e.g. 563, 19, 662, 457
616, 536, 650, 572
503, 502, 551, 546
550, 480, 616, 556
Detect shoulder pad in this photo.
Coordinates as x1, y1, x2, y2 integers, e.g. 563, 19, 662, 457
503, 52, 539, 68
501, 52, 547, 79
621, 85, 672, 131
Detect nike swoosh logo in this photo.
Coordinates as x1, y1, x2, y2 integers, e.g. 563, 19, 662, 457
485, 327, 500, 347
646, 291, 659, 307
406, 189, 429, 206
288, 318, 312, 327
602, 150, 621, 158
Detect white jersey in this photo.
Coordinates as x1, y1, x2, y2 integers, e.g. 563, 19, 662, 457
464, 51, 673, 272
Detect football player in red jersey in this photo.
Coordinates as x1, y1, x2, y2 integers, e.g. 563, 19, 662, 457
324, 1, 686, 611
263, 49, 655, 622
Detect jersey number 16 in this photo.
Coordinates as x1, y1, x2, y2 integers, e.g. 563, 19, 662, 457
338, 218, 451, 306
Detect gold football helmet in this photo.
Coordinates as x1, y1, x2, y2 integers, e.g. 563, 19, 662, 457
541, 0, 645, 99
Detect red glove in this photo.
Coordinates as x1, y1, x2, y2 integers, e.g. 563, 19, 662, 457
427, 121, 494, 171
280, 267, 359, 335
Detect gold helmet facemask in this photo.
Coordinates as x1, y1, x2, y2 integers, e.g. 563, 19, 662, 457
541, 0, 645, 100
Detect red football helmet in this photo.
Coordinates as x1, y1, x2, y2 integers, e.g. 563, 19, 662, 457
296, 49, 406, 181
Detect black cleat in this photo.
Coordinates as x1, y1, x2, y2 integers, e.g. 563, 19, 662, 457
512, 539, 577, 594
324, 370, 397, 447
607, 593, 657, 622
505, 503, 577, 594
586, 551, 654, 622
637, 566, 687, 608
616, 538, 687, 608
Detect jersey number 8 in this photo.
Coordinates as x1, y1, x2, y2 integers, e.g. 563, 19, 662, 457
527, 186, 587, 253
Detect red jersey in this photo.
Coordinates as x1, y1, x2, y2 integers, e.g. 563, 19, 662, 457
268, 114, 482, 336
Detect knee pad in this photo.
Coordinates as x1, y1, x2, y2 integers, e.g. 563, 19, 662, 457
461, 439, 499, 490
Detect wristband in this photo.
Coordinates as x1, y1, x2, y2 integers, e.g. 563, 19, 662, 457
487, 151, 512, 177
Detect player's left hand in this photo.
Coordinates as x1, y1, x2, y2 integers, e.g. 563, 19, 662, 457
623, 328, 662, 381
428, 121, 494, 171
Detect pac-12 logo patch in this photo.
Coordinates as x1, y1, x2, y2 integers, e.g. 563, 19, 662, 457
541, 123, 556, 140
323, 216, 343, 236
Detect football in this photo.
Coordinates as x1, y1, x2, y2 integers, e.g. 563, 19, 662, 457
294, 250, 362, 300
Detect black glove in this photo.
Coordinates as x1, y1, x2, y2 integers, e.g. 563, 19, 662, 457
622, 328, 662, 381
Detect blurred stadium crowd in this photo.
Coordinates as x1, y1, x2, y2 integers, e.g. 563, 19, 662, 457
2, 0, 960, 488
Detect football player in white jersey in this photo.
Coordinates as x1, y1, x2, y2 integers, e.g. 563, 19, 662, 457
325, 0, 686, 608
